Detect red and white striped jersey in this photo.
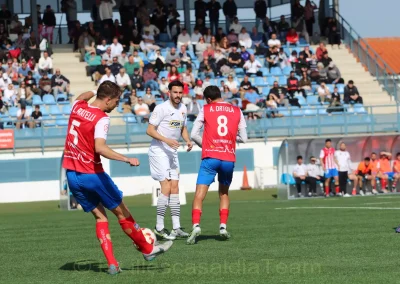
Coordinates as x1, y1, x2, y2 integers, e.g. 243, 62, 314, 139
320, 147, 337, 170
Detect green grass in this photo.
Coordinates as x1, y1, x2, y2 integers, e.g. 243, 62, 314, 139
3, 190, 400, 283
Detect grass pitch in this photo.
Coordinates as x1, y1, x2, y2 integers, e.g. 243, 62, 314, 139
3, 190, 400, 284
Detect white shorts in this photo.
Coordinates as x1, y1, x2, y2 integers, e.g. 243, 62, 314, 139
149, 154, 180, 181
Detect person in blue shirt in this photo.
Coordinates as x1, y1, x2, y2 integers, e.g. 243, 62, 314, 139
250, 26, 264, 48
18, 60, 31, 79
244, 89, 260, 104
240, 46, 250, 62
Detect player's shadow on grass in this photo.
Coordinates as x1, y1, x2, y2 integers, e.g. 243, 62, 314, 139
59, 260, 107, 273
196, 235, 227, 243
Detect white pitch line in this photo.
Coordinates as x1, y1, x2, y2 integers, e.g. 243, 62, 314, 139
362, 202, 398, 205
275, 206, 400, 210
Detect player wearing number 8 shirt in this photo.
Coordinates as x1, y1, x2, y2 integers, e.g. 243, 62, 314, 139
62, 82, 172, 275
187, 85, 247, 245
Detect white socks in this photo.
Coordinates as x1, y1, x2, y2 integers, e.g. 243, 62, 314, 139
156, 193, 169, 231
169, 194, 181, 230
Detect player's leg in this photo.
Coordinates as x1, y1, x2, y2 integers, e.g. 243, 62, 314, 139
357, 175, 364, 195
348, 173, 358, 195
217, 161, 235, 240
338, 171, 348, 196
333, 169, 340, 196
324, 175, 331, 197
381, 173, 389, 193
149, 155, 175, 240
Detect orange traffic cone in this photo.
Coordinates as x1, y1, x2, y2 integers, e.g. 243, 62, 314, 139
240, 166, 252, 190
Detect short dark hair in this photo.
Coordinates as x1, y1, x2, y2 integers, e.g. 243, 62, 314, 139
97, 81, 121, 100
203, 86, 221, 101
397, 152, 400, 157
325, 139, 331, 143
35, 105, 39, 109
364, 157, 371, 162
348, 80, 354, 84
297, 155, 303, 160
168, 80, 184, 90
371, 152, 377, 155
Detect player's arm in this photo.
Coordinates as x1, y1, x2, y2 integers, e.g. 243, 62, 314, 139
181, 126, 193, 152
236, 111, 248, 143
190, 109, 204, 147
75, 89, 97, 102
334, 151, 340, 170
319, 150, 325, 171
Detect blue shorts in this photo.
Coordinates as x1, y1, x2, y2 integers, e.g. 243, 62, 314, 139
324, 168, 338, 179
66, 170, 123, 213
385, 172, 395, 179
196, 158, 235, 186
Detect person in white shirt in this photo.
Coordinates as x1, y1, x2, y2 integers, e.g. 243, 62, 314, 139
134, 97, 150, 116
267, 32, 281, 48
3, 83, 17, 106
38, 51, 53, 75
140, 31, 160, 53
243, 55, 262, 76
102, 47, 113, 65
190, 28, 202, 54
96, 39, 109, 54
238, 28, 252, 49
118, 51, 129, 66
142, 19, 160, 36
229, 17, 242, 34
334, 142, 357, 197
99, 67, 116, 84
110, 37, 123, 58
306, 156, 324, 196
177, 28, 193, 53
99, 0, 116, 26
116, 68, 132, 91
0, 73, 12, 91
225, 75, 239, 94
293, 155, 308, 197
159, 77, 169, 99
146, 80, 193, 240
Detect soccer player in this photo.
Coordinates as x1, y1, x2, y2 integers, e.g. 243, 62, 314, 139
334, 142, 357, 196
187, 85, 247, 245
392, 153, 400, 190
356, 157, 374, 195
377, 151, 393, 193
370, 152, 379, 194
146, 80, 192, 240
320, 139, 340, 197
62, 81, 172, 275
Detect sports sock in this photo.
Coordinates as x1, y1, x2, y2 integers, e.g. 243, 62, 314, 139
219, 209, 229, 227
156, 193, 169, 231
96, 222, 118, 267
169, 194, 181, 230
119, 216, 153, 254
381, 179, 387, 190
335, 185, 340, 194
325, 186, 330, 195
192, 209, 202, 226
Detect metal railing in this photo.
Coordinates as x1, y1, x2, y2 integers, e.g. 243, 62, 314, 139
333, 8, 399, 101
3, 103, 400, 154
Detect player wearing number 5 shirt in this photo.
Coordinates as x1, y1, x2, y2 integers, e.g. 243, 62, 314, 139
187, 85, 247, 245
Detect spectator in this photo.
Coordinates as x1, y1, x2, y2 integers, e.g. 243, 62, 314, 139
17, 81, 32, 106
266, 45, 279, 70
182, 68, 195, 89
78, 30, 95, 62
99, 67, 116, 84
244, 89, 260, 104
115, 68, 132, 91
23, 31, 40, 61
118, 51, 129, 66
229, 17, 242, 35
93, 59, 108, 84
134, 97, 150, 117
166, 47, 180, 68
102, 47, 113, 65
316, 42, 327, 61
218, 36, 231, 53
149, 49, 166, 73
51, 69, 70, 97
225, 75, 239, 94
110, 36, 123, 58
187, 96, 202, 122
327, 62, 344, 84
86, 51, 102, 79
267, 33, 281, 48
177, 28, 193, 53
331, 86, 341, 104
140, 30, 160, 53
307, 53, 318, 71
124, 54, 141, 77
300, 46, 313, 59
136, 1, 150, 33
128, 28, 142, 52
293, 155, 308, 197
38, 51, 53, 76
0, 73, 11, 92
71, 21, 84, 51
262, 17, 275, 41
277, 15, 290, 42
320, 52, 332, 68
28, 105, 42, 128
356, 157, 374, 195
238, 27, 252, 49
240, 45, 250, 62
344, 80, 361, 104
228, 46, 243, 68
316, 62, 328, 83
317, 82, 331, 103
304, 0, 317, 38
194, 18, 208, 36
109, 57, 123, 76
286, 28, 299, 45
287, 71, 301, 98
215, 27, 226, 43
195, 37, 208, 61
143, 66, 159, 91
64, 0, 78, 44
306, 156, 324, 197
240, 75, 252, 92
96, 39, 109, 54
39, 73, 52, 95
243, 55, 262, 76
143, 87, 156, 112
179, 45, 192, 69
208, 0, 221, 34
42, 5, 56, 44
168, 19, 181, 42
195, 0, 207, 24
168, 66, 180, 82
254, 0, 267, 31
15, 105, 30, 129
328, 26, 341, 48
268, 81, 289, 106
277, 47, 290, 69
142, 18, 160, 37
298, 71, 311, 98
250, 26, 264, 48
222, 85, 233, 100
159, 77, 169, 98
18, 60, 31, 80
99, 0, 116, 30
131, 68, 144, 90
24, 71, 40, 95
191, 28, 202, 53
223, 0, 237, 34
3, 83, 17, 107
0, 4, 12, 25
129, 89, 138, 106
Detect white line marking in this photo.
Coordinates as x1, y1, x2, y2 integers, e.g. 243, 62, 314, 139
275, 206, 400, 210
377, 196, 400, 199
362, 202, 398, 205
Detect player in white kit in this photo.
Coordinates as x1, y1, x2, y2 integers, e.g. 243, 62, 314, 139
146, 80, 193, 240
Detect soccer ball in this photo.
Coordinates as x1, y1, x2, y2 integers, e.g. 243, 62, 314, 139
141, 228, 156, 245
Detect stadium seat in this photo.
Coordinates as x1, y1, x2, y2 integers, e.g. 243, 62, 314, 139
159, 33, 169, 42
282, 66, 292, 76
304, 108, 317, 116
159, 70, 168, 79
281, 173, 296, 185
32, 95, 43, 105
56, 93, 69, 104
296, 96, 307, 106
354, 106, 367, 114
306, 96, 319, 105
56, 118, 69, 126
43, 94, 56, 105
278, 76, 287, 86
234, 68, 244, 76
50, 105, 62, 116
267, 76, 275, 86
318, 108, 328, 115
137, 91, 145, 97
40, 106, 49, 116
8, 107, 18, 117
261, 87, 270, 96
270, 67, 282, 76
292, 109, 304, 117
43, 116, 56, 127
62, 105, 71, 115
260, 67, 269, 77
326, 84, 335, 93
254, 77, 268, 87
336, 84, 345, 94
123, 113, 137, 123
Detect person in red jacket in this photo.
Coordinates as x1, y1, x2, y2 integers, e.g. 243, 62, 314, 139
316, 42, 327, 61
286, 28, 299, 46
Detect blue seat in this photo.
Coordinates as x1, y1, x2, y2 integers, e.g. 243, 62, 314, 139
123, 113, 137, 123
292, 109, 304, 116
187, 50, 196, 60
354, 106, 367, 114
270, 67, 282, 76
62, 105, 71, 115
304, 108, 317, 116
279, 110, 290, 117
137, 91, 145, 97
336, 84, 345, 94
32, 95, 43, 105
296, 96, 307, 106
158, 70, 168, 79
56, 118, 69, 126
306, 96, 319, 105
234, 68, 244, 76
247, 48, 255, 54
254, 77, 268, 87
49, 105, 62, 116
8, 107, 18, 117
318, 108, 328, 115
326, 84, 335, 93
43, 94, 56, 105
40, 106, 49, 116
260, 67, 269, 77
278, 76, 287, 86
261, 87, 270, 96
267, 76, 276, 86
43, 116, 56, 127
56, 93, 69, 104
281, 173, 296, 185
282, 66, 292, 76
159, 33, 169, 42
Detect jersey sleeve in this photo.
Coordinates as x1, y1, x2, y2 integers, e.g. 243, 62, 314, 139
149, 105, 164, 126
94, 117, 110, 140
238, 110, 247, 129
182, 104, 188, 127
191, 108, 204, 147
319, 149, 325, 159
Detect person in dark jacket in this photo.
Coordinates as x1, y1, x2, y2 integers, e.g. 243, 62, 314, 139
195, 0, 208, 25
254, 0, 267, 32
109, 56, 123, 76
287, 71, 302, 98
223, 0, 237, 34
208, 0, 221, 35
42, 5, 56, 44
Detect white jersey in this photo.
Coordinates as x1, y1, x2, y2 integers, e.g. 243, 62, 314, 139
334, 150, 352, 172
148, 100, 187, 156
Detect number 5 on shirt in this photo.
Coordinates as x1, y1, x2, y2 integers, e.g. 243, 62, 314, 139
69, 120, 81, 145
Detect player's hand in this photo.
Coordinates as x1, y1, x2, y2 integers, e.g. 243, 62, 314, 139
186, 141, 193, 152
127, 157, 140, 167
166, 138, 180, 149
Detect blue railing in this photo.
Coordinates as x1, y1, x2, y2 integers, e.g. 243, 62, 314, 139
3, 103, 400, 154
333, 8, 399, 101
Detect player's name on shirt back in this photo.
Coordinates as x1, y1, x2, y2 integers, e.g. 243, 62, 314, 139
213, 139, 233, 145
209, 104, 236, 113
73, 105, 97, 122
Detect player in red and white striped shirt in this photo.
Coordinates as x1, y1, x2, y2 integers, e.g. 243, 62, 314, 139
319, 139, 340, 197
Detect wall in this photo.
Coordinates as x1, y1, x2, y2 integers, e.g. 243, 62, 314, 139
0, 140, 282, 203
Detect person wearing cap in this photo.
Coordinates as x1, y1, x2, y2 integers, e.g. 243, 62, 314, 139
238, 27, 252, 49
78, 29, 95, 62
327, 62, 344, 84
293, 155, 308, 197
306, 156, 324, 196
